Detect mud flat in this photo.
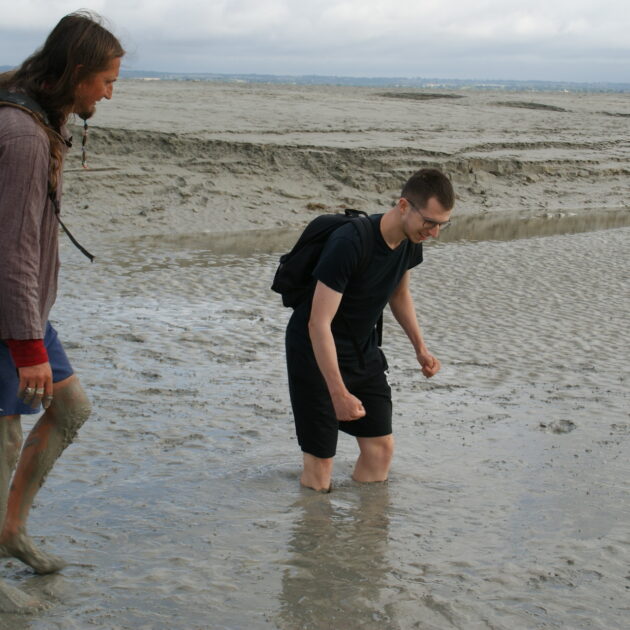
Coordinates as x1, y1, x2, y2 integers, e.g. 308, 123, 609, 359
1, 224, 627, 629
0, 80, 628, 629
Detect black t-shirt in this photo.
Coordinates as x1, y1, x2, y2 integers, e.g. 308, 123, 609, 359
286, 214, 423, 369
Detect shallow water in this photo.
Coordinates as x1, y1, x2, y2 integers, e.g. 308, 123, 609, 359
122, 206, 630, 255
1, 223, 628, 629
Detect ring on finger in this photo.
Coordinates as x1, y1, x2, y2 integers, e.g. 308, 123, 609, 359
35, 388, 45, 395
24, 387, 35, 395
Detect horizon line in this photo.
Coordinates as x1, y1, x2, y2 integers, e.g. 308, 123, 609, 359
118, 70, 630, 87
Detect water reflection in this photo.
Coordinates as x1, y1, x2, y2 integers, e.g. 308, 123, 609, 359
278, 483, 394, 630
0, 573, 66, 629
439, 208, 630, 244
119, 208, 630, 258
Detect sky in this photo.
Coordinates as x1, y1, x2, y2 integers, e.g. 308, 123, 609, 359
0, 0, 628, 83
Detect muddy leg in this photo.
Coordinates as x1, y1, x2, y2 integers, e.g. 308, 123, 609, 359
0, 416, 23, 528
0, 375, 91, 574
0, 417, 42, 612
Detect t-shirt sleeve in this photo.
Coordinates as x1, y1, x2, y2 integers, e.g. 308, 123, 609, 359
407, 243, 423, 270
312, 226, 362, 294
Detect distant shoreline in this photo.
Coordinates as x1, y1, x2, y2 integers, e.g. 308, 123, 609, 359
117, 71, 630, 93
2, 64, 628, 93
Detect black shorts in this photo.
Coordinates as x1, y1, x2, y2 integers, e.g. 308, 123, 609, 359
286, 337, 392, 459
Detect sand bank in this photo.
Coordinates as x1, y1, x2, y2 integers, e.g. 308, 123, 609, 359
61, 80, 629, 240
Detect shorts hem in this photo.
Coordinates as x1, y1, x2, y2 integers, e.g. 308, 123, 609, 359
301, 445, 336, 459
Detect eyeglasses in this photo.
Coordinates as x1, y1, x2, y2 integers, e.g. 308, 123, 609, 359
405, 199, 451, 231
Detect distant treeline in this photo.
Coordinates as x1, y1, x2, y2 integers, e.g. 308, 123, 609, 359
1, 65, 628, 93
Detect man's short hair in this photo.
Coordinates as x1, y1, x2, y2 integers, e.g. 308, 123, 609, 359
401, 168, 455, 211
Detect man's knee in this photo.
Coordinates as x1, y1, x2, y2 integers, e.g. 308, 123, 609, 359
50, 377, 92, 443
360, 435, 394, 467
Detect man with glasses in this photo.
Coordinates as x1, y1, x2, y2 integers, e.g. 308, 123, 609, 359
286, 168, 455, 491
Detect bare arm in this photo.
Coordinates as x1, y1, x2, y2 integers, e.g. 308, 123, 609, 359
388, 271, 441, 378
308, 281, 366, 421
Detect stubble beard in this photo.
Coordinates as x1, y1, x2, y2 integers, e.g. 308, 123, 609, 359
77, 107, 95, 121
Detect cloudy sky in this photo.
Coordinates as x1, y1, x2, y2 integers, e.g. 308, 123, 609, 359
0, 0, 627, 82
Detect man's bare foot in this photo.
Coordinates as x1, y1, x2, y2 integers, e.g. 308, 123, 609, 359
300, 478, 333, 493
0, 532, 66, 574
0, 579, 42, 613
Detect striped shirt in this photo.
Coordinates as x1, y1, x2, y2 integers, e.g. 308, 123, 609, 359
0, 106, 67, 340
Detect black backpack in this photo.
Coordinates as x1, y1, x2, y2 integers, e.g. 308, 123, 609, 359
271, 209, 375, 308
271, 209, 382, 365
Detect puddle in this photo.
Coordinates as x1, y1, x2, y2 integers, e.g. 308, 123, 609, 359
438, 208, 630, 244
119, 208, 630, 256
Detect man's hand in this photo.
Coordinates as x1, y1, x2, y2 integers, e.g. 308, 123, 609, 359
417, 350, 441, 379
332, 390, 366, 421
18, 362, 53, 409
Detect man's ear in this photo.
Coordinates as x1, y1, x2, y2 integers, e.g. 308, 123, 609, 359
72, 64, 86, 83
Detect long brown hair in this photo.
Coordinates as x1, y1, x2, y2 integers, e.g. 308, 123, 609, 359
0, 10, 124, 190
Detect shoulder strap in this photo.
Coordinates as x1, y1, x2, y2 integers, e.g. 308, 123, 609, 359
0, 89, 68, 147
48, 192, 95, 262
1, 90, 94, 262
351, 215, 376, 275
352, 214, 382, 345
338, 213, 384, 363
0, 89, 51, 125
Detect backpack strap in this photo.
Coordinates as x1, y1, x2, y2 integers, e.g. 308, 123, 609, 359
0, 90, 94, 262
337, 212, 383, 367
0, 89, 69, 148
348, 211, 375, 274
352, 213, 383, 347
0, 89, 51, 125
48, 192, 95, 262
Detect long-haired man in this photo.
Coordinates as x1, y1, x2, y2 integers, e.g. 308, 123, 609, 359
0, 11, 124, 610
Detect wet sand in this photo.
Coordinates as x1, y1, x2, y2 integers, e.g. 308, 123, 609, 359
1, 81, 629, 629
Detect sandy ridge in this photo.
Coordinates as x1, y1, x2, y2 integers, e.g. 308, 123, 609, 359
56, 81, 629, 240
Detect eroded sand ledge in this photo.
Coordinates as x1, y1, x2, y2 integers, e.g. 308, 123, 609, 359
61, 80, 629, 240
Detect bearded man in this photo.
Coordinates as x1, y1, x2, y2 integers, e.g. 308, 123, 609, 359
0, 11, 124, 611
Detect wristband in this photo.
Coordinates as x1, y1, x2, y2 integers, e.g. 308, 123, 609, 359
5, 339, 48, 368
